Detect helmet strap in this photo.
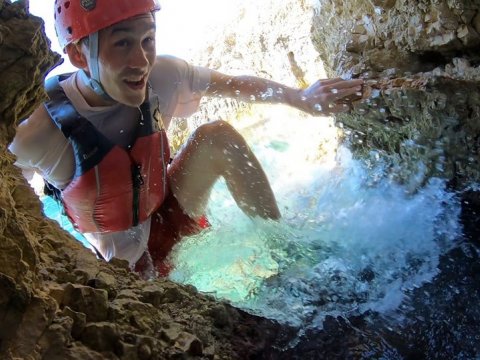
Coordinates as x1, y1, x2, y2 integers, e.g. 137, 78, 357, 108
81, 32, 114, 102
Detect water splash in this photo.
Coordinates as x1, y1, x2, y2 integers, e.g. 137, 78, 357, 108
169, 128, 462, 329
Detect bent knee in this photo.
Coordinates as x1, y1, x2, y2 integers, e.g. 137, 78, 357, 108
195, 120, 234, 137
193, 120, 244, 147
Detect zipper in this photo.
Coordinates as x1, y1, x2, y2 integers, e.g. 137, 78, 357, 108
131, 106, 145, 227
131, 163, 144, 227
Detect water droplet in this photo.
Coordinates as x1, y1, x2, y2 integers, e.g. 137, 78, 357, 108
235, 90, 241, 95
331, 88, 338, 94
314, 104, 322, 112
260, 87, 274, 100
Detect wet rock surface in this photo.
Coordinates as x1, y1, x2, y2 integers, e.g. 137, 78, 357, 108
1, 0, 480, 359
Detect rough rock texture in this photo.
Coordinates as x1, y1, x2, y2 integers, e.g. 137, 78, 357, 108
311, 0, 480, 189
312, 0, 480, 77
0, 0, 60, 144
0, 1, 287, 359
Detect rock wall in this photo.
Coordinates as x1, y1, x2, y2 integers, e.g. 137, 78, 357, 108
0, 1, 286, 358
311, 0, 480, 189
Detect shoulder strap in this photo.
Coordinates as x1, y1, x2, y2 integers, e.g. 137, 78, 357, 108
43, 74, 114, 177
44, 73, 85, 138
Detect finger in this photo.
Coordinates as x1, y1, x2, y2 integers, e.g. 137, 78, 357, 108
324, 103, 351, 115
315, 78, 344, 86
329, 86, 363, 101
322, 79, 364, 92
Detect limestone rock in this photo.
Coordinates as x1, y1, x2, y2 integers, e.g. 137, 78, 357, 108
310, 0, 480, 188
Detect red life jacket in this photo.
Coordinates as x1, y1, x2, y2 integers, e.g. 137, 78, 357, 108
44, 75, 170, 233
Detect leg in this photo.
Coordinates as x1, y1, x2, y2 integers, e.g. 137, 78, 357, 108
168, 120, 281, 220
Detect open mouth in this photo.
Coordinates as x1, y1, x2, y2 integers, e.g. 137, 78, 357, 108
124, 75, 146, 90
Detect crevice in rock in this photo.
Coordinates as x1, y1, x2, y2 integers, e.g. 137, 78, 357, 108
416, 50, 450, 68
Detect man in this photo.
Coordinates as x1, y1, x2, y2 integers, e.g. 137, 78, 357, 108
9, 0, 363, 277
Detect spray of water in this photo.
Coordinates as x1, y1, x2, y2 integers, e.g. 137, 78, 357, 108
169, 110, 462, 329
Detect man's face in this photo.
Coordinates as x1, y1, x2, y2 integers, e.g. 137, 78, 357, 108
95, 13, 156, 107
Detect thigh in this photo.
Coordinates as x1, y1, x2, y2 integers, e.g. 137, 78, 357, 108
168, 121, 224, 218
168, 120, 279, 220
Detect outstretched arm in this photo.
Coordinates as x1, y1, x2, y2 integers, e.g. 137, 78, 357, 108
205, 69, 363, 116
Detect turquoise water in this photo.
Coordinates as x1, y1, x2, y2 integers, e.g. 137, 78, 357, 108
41, 196, 92, 251
41, 115, 462, 330
169, 143, 461, 328
165, 114, 461, 329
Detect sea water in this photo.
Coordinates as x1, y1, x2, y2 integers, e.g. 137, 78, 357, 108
41, 110, 462, 331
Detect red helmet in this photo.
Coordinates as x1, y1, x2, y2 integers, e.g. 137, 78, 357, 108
54, 0, 161, 49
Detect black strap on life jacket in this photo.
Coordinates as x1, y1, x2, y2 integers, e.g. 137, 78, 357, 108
44, 75, 115, 179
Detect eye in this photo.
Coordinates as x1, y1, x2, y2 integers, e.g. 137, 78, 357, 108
114, 39, 130, 47
143, 36, 155, 45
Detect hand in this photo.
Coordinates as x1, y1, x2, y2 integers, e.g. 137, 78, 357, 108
297, 78, 364, 115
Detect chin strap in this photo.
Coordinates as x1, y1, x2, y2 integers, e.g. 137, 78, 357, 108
80, 31, 114, 102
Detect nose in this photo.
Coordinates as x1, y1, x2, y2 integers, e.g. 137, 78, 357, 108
128, 43, 150, 69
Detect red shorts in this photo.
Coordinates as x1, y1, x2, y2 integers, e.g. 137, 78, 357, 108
135, 188, 209, 276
